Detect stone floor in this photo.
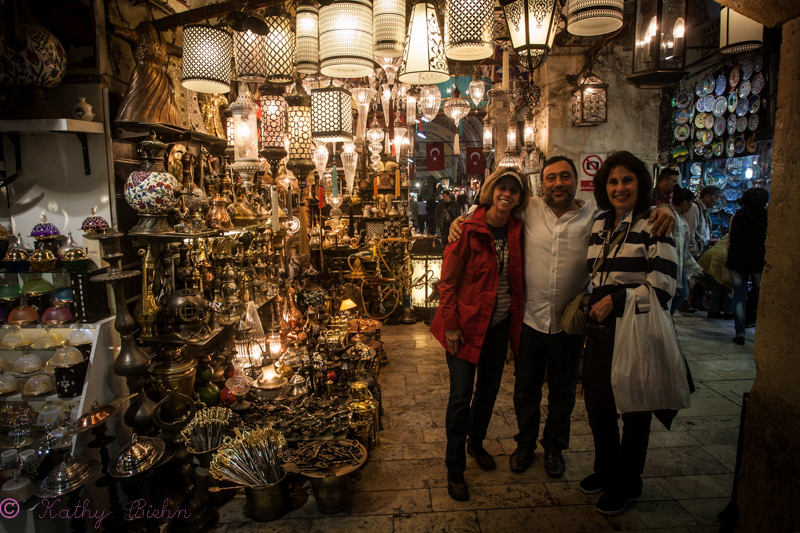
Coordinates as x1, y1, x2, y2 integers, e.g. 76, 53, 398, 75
210, 313, 753, 533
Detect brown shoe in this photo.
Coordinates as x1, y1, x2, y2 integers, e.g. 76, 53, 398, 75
509, 447, 534, 473
447, 471, 469, 501
467, 446, 496, 471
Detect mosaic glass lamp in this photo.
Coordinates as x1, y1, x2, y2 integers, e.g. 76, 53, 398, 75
319, 0, 374, 78
444, 0, 494, 61
311, 85, 354, 143
296, 0, 320, 74
182, 25, 232, 94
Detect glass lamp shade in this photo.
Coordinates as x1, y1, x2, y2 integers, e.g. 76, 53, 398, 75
374, 0, 407, 57
468, 75, 486, 107
376, 56, 403, 86
286, 82, 313, 161
571, 74, 608, 127
498, 153, 519, 168
341, 142, 359, 194
393, 117, 407, 146
507, 121, 517, 151
313, 143, 329, 178
380, 88, 393, 128
319, 0, 374, 78
720, 7, 762, 54
259, 91, 287, 148
523, 111, 535, 146
367, 118, 386, 145
233, 30, 266, 82
406, 94, 417, 125
482, 115, 492, 150
445, 0, 494, 61
296, 0, 320, 74
630, 0, 688, 88
443, 88, 470, 125
351, 86, 377, 139
230, 83, 259, 162
264, 9, 295, 84
567, 0, 624, 37
398, 3, 450, 85
419, 84, 442, 122
181, 25, 233, 94
500, 0, 560, 71
311, 86, 354, 143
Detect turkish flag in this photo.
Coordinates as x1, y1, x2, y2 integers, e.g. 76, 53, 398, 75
426, 142, 445, 171
466, 146, 484, 175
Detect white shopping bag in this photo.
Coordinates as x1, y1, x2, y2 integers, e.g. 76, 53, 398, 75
611, 287, 691, 414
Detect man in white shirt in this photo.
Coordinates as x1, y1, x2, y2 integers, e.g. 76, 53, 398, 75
450, 157, 674, 479
685, 186, 721, 311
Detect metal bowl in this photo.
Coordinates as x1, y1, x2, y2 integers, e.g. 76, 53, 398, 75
109, 434, 165, 478
35, 453, 98, 498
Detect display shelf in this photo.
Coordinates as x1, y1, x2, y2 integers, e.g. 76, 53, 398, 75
114, 121, 227, 146
0, 118, 105, 134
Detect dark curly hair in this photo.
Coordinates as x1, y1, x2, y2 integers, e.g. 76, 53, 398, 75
593, 151, 653, 216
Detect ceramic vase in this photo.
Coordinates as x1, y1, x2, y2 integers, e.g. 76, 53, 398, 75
72, 97, 94, 121
124, 132, 181, 234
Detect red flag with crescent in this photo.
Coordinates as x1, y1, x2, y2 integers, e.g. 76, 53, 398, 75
466, 145, 484, 175
426, 142, 445, 171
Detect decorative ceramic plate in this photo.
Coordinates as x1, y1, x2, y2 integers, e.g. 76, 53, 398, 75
734, 135, 746, 154
724, 187, 741, 201
726, 138, 735, 158
713, 96, 727, 117
675, 124, 690, 141
736, 116, 748, 132
705, 95, 717, 113
712, 139, 724, 157
695, 80, 706, 97
705, 149, 714, 160
729, 67, 740, 87
727, 114, 737, 135
742, 60, 754, 80
695, 112, 707, 128
675, 107, 690, 124
739, 80, 751, 98
747, 137, 757, 153
753, 54, 763, 73
675, 89, 691, 108
715, 74, 727, 96
748, 114, 759, 131
694, 140, 706, 156
713, 116, 726, 136
672, 145, 690, 162
751, 73, 765, 95
704, 113, 715, 130
703, 76, 716, 95
696, 97, 705, 113
698, 129, 713, 145
749, 95, 761, 114
727, 91, 738, 113
690, 162, 702, 176
706, 170, 726, 188
736, 97, 750, 117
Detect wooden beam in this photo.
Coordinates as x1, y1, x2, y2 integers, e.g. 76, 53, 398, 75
150, 0, 283, 31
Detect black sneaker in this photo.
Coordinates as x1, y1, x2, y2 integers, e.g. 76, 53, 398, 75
595, 488, 637, 516
732, 336, 745, 345
579, 473, 608, 495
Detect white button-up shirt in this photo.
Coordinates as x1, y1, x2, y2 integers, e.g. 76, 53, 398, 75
519, 197, 602, 334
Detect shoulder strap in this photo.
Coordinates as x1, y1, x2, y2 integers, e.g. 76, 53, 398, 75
582, 213, 645, 292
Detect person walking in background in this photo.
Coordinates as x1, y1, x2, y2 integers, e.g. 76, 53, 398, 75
426, 195, 437, 237
670, 187, 703, 314
726, 188, 769, 345
430, 168, 531, 502
457, 193, 469, 216
436, 191, 458, 244
652, 168, 680, 206
686, 186, 722, 311
417, 196, 428, 234
409, 193, 419, 232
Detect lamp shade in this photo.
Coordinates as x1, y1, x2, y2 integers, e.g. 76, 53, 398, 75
351, 86, 377, 139
398, 2, 450, 85
341, 142, 359, 194
233, 29, 266, 82
468, 74, 486, 107
264, 8, 295, 84
720, 7, 762, 55
319, 0, 374, 78
296, 0, 320, 74
374, 0, 407, 57
523, 111, 535, 146
567, 0, 624, 37
230, 83, 259, 162
500, 0, 560, 71
259, 85, 287, 149
182, 25, 232, 94
419, 84, 442, 122
445, 0, 494, 61
482, 115, 492, 151
311, 86, 354, 143
286, 81, 313, 162
571, 74, 607, 127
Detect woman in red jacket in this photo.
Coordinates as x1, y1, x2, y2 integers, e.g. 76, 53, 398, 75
430, 167, 529, 501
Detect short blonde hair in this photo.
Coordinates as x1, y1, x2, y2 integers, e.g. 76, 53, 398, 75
479, 166, 531, 212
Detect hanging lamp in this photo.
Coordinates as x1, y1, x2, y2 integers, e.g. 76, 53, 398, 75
341, 142, 359, 194
296, 0, 320, 75
285, 77, 315, 181
311, 85, 354, 143
566, 0, 624, 37
319, 0, 375, 78
443, 87, 470, 154
482, 114, 492, 157
419, 84, 441, 122
629, 0, 688, 88
182, 25, 233, 94
398, 2, 450, 85
406, 90, 417, 126
312, 143, 329, 179
499, 0, 560, 71
351, 86, 377, 140
233, 29, 266, 82
374, 0, 407, 57
468, 72, 486, 107
444, 0, 494, 61
571, 73, 607, 127
264, 6, 295, 84
720, 7, 763, 55
259, 81, 288, 179
230, 82, 260, 190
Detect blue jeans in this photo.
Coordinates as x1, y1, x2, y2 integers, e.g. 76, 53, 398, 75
709, 279, 733, 315
670, 271, 690, 315
730, 271, 761, 338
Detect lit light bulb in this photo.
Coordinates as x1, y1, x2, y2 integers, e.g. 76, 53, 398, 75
746, 168, 754, 179
673, 17, 685, 38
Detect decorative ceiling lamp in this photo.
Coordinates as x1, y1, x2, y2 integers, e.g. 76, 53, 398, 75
571, 73, 607, 127
374, 0, 407, 57
566, 0, 624, 36
313, 143, 329, 180
629, 0, 688, 89
285, 78, 315, 185
468, 72, 486, 107
482, 114, 493, 154
233, 29, 266, 82
340, 142, 359, 194
419, 84, 441, 122
720, 7, 763, 55
229, 82, 260, 191
523, 111, 535, 148
311, 85, 354, 143
351, 86, 377, 140
398, 2, 450, 85
296, 0, 320, 74
259, 82, 288, 177
499, 0, 560, 71
381, 87, 393, 128
264, 6, 295, 84
393, 116, 408, 161
319, 0, 374, 78
366, 117, 385, 170
443, 87, 470, 154
182, 25, 233, 93
444, 0, 494, 60
407, 89, 417, 126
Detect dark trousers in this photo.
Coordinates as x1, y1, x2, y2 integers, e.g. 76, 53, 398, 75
513, 324, 585, 452
584, 329, 652, 496
445, 318, 510, 473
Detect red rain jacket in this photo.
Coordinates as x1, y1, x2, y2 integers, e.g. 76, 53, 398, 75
430, 205, 524, 363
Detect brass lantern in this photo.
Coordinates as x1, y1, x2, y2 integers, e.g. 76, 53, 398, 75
571, 73, 608, 127
629, 0, 688, 89
499, 0, 561, 71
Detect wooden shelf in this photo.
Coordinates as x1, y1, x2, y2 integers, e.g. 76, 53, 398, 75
0, 118, 105, 134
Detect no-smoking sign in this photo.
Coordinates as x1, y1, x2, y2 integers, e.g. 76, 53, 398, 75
580, 153, 606, 191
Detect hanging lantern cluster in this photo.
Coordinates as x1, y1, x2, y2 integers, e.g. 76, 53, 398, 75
571, 73, 608, 127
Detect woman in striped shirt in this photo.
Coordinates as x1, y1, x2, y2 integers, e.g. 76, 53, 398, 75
580, 152, 680, 516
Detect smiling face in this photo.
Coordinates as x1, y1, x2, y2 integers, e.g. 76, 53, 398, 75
542, 160, 578, 212
491, 176, 522, 215
606, 166, 638, 219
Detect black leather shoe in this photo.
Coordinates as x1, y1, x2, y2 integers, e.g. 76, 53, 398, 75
509, 447, 534, 473
732, 336, 745, 345
544, 450, 565, 478
447, 471, 469, 501
579, 473, 608, 495
467, 446, 496, 471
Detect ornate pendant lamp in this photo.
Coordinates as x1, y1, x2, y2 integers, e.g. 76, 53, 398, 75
296, 0, 320, 74
499, 0, 560, 71
285, 78, 315, 185
443, 87, 470, 154
374, 0, 407, 57
313, 143, 329, 180
351, 86, 377, 139
444, 0, 494, 60
398, 2, 450, 85
566, 0, 624, 37
482, 114, 492, 152
523, 111, 535, 148
319, 0, 374, 78
407, 91, 417, 126
381, 87, 393, 128
340, 142, 359, 194
571, 73, 607, 127
230, 82, 260, 190
468, 72, 486, 107
419, 84, 441, 122
259, 81, 288, 177
311, 85, 354, 143
720, 7, 763, 55
629, 0, 688, 89
233, 29, 266, 82
393, 116, 408, 161
182, 25, 233, 94
264, 7, 295, 84
377, 56, 403, 87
